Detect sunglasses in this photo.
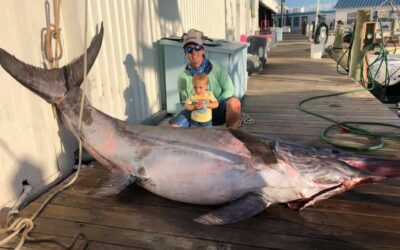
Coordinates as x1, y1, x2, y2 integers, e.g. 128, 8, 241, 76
184, 45, 203, 54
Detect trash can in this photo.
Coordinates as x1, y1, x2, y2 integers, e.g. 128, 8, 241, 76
268, 27, 279, 47
276, 28, 283, 42
159, 38, 248, 114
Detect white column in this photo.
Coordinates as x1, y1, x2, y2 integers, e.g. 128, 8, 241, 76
314, 0, 320, 37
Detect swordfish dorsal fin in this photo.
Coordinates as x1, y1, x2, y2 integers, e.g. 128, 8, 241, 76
0, 23, 104, 104
229, 128, 278, 165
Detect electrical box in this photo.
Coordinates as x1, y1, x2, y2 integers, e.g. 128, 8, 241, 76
362, 22, 376, 48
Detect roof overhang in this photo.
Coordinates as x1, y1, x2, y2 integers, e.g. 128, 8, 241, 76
259, 0, 279, 13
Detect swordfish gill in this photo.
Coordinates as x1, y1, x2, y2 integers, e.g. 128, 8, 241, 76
0, 24, 399, 225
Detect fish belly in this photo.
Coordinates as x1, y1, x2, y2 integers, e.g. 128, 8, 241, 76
138, 150, 263, 205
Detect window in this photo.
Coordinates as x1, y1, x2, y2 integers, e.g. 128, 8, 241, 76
294, 17, 299, 27
347, 12, 356, 26
286, 16, 292, 26
347, 12, 356, 19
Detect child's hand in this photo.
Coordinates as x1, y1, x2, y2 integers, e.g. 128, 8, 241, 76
195, 102, 204, 110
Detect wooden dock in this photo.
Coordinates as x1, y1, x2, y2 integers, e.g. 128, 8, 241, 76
1, 33, 400, 250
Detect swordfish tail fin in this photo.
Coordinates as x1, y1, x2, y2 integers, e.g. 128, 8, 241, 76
0, 22, 104, 104
343, 158, 400, 178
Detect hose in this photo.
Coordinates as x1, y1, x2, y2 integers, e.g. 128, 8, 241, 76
299, 20, 400, 151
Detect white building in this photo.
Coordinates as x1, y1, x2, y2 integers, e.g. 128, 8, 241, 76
335, 0, 400, 28
278, 1, 337, 33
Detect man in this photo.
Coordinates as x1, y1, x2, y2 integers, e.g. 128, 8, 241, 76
169, 29, 241, 128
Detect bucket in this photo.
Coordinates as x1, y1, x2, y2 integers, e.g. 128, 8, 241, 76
310, 43, 324, 59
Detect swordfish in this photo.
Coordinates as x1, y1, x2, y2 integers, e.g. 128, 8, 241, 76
0, 24, 399, 225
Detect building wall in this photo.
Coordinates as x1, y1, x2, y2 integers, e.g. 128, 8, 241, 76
335, 9, 349, 25
335, 7, 367, 27
0, 0, 259, 210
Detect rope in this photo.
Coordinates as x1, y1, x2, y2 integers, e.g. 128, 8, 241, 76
0, 169, 89, 249
41, 0, 63, 69
0, 0, 90, 248
238, 113, 255, 127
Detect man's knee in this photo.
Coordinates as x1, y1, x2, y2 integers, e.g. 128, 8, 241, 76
227, 97, 241, 112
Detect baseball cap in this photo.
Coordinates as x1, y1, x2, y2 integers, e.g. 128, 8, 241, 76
183, 29, 204, 47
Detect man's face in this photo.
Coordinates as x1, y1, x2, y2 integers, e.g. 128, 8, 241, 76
184, 43, 204, 67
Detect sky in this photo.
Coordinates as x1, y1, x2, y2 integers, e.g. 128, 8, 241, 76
283, 0, 335, 7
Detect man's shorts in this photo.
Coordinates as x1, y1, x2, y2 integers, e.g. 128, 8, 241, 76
169, 98, 230, 127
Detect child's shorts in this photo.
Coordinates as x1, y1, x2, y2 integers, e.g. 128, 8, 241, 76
189, 119, 212, 128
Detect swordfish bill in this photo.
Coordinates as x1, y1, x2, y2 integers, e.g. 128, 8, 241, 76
1, 23, 399, 225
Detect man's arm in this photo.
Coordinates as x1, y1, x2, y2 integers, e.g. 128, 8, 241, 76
216, 65, 234, 100
178, 74, 191, 105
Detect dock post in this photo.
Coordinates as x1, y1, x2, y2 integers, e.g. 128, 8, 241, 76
349, 10, 367, 82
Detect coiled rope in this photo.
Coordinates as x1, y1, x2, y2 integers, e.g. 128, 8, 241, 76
0, 0, 90, 248
41, 0, 63, 69
238, 113, 255, 127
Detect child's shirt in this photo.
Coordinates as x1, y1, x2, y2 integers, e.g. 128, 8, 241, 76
185, 91, 217, 123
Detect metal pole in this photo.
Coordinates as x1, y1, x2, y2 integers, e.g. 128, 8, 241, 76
281, 0, 285, 27
314, 0, 320, 36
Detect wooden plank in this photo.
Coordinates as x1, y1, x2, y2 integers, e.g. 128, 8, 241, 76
0, 232, 142, 250
34, 181, 400, 220
16, 202, 400, 250
11, 163, 398, 249
19, 166, 400, 249
30, 217, 252, 250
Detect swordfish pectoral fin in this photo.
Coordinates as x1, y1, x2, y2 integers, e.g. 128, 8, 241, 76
194, 193, 271, 225
89, 168, 137, 197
